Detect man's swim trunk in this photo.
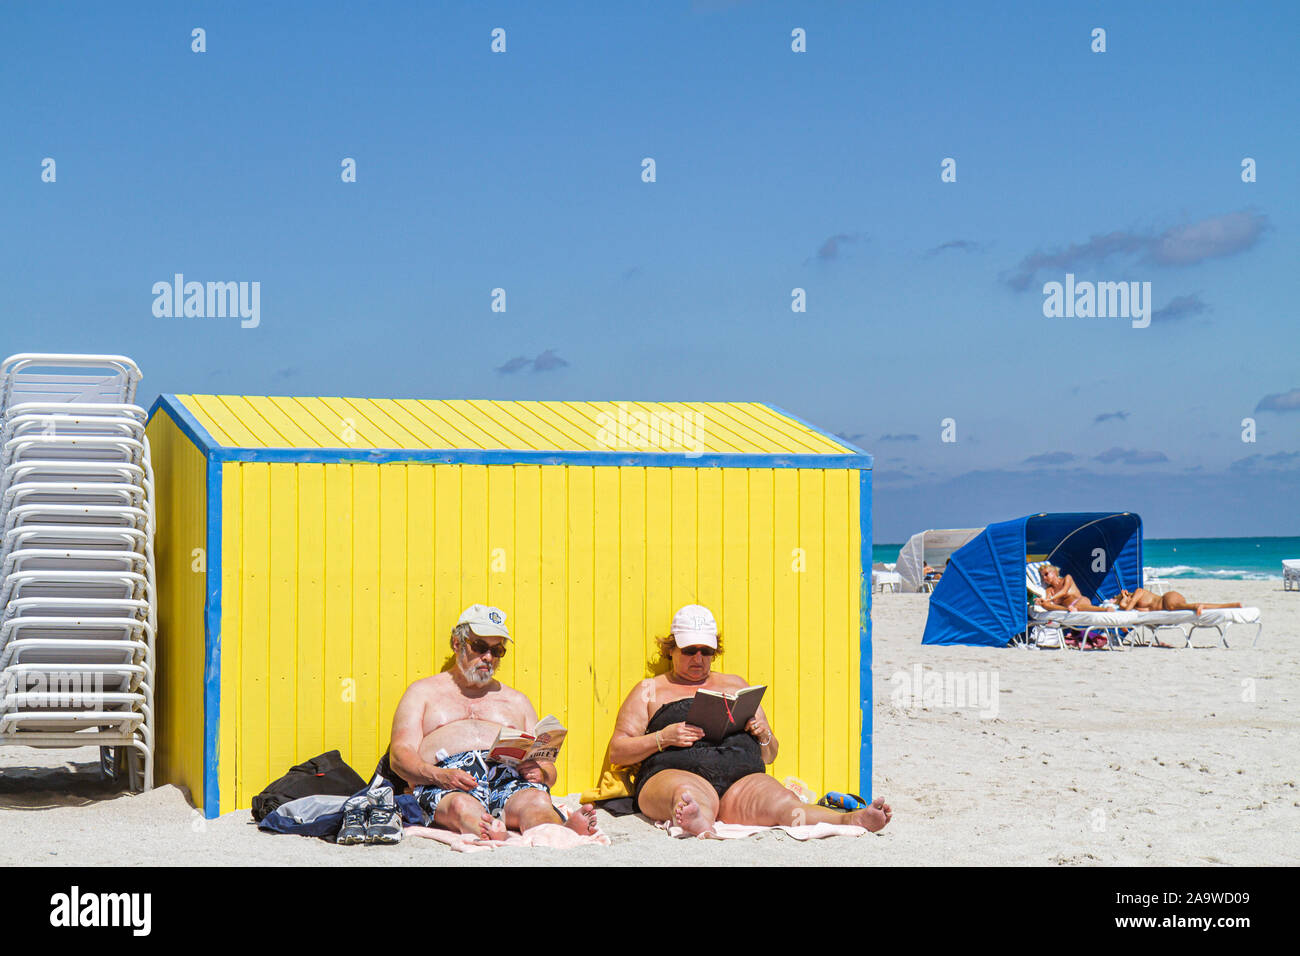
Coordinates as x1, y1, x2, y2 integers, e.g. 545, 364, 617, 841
410, 750, 549, 820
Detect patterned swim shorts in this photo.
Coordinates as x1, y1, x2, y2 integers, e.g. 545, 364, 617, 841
411, 750, 550, 819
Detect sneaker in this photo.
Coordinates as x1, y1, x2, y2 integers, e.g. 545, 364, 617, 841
365, 805, 402, 845
337, 802, 369, 845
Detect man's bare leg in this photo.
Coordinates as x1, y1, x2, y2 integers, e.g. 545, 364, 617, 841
502, 788, 598, 835
434, 792, 505, 841
636, 769, 719, 837
718, 773, 891, 832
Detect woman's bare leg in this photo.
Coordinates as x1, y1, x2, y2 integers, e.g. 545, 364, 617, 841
1162, 591, 1241, 613
636, 769, 719, 836
718, 774, 890, 832
1069, 599, 1110, 612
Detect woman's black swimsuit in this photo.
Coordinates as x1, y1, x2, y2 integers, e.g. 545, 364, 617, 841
633, 697, 765, 803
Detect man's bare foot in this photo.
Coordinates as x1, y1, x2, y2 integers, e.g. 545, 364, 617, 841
562, 803, 598, 836
846, 797, 892, 833
476, 812, 507, 841
672, 791, 715, 837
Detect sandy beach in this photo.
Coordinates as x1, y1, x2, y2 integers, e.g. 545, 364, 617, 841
3, 577, 1296, 867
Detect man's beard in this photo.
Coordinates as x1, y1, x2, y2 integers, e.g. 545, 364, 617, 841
458, 656, 496, 688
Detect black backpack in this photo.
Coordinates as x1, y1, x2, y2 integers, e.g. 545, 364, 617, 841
250, 750, 367, 822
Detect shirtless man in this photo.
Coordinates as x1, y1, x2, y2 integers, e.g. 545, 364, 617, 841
380, 604, 596, 840
1115, 587, 1242, 616
1033, 564, 1109, 612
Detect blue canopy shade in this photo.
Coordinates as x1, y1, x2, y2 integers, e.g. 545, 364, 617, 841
921, 512, 1143, 647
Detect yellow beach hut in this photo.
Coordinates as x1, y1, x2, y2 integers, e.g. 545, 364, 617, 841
145, 396, 873, 817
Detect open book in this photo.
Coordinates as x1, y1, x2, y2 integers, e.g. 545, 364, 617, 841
686, 685, 766, 743
488, 715, 567, 766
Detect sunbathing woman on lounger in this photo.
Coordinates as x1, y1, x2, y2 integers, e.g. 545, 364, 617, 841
1033, 564, 1110, 612
607, 604, 891, 838
1114, 587, 1242, 615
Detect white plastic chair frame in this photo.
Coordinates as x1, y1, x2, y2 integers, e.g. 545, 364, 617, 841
2, 458, 146, 489
2, 435, 145, 468
2, 434, 143, 463
4, 401, 147, 425
1, 569, 149, 607
0, 357, 156, 791
0, 354, 142, 407
2, 525, 148, 560
1, 661, 147, 696
2, 414, 146, 444
4, 596, 151, 622
2, 503, 150, 536
2, 482, 147, 514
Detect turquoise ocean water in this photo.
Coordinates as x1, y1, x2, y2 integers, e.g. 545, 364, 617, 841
873, 537, 1300, 581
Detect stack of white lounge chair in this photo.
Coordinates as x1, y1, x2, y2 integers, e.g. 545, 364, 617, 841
0, 354, 156, 790
1284, 560, 1300, 592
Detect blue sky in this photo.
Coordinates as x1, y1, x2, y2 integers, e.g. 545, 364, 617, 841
2, 1, 1296, 540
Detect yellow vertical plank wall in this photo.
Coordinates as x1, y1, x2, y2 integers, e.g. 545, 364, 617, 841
566, 467, 595, 789
404, 467, 434, 723
296, 465, 326, 762
322, 465, 354, 766
210, 462, 862, 812
350, 464, 380, 768
150, 396, 869, 816
144, 410, 208, 805
218, 462, 241, 814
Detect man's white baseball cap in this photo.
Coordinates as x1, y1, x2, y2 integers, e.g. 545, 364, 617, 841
670, 604, 718, 649
457, 604, 511, 640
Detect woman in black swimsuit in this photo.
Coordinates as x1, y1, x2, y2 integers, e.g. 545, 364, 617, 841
607, 604, 891, 837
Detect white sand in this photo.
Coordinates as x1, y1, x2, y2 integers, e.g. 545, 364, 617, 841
3, 578, 1297, 866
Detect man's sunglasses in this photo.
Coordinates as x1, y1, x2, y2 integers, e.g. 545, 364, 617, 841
679, 645, 716, 658
462, 637, 508, 658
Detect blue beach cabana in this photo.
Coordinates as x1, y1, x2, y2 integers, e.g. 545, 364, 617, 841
921, 512, 1143, 647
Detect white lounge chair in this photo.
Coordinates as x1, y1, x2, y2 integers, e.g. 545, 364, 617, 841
2, 413, 146, 444
2, 434, 146, 468
0, 354, 142, 407
1284, 560, 1300, 592
1028, 606, 1262, 648
871, 563, 902, 593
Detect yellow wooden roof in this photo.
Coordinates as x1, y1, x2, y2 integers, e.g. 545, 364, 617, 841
169, 395, 855, 456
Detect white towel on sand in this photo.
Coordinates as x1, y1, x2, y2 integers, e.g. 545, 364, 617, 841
656, 820, 868, 840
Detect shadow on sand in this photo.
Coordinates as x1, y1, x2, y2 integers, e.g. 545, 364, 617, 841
0, 750, 133, 810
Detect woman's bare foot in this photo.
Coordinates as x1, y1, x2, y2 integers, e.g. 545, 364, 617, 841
846, 797, 892, 832
673, 790, 715, 837
562, 803, 598, 835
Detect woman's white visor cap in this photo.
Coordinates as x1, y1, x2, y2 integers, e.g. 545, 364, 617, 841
671, 604, 718, 649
